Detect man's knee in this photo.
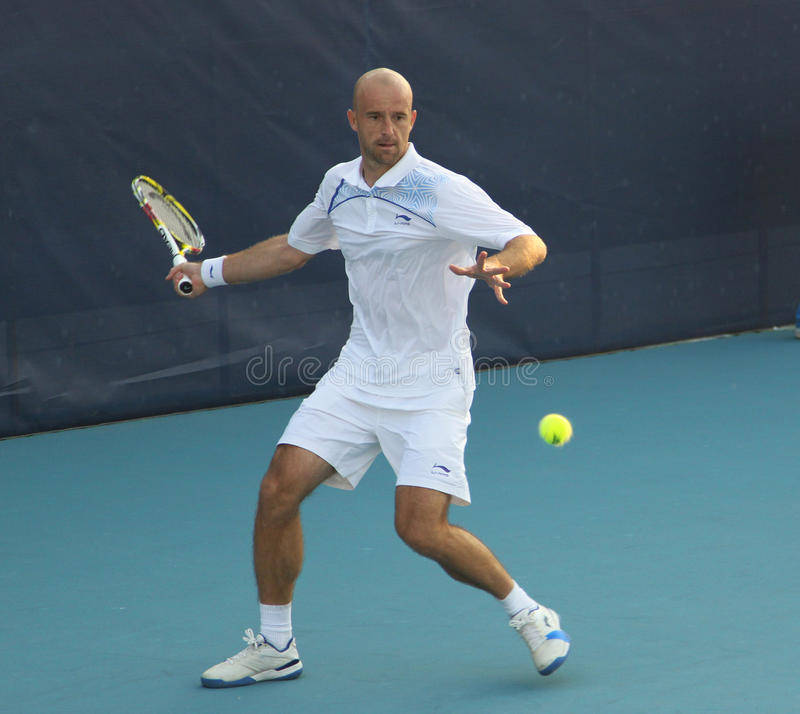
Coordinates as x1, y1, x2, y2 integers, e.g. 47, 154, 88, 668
395, 515, 444, 557
257, 446, 319, 521
259, 462, 294, 502
257, 472, 298, 526
394, 486, 451, 557
258, 444, 335, 517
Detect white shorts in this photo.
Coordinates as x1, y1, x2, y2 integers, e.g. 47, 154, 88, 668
278, 377, 473, 506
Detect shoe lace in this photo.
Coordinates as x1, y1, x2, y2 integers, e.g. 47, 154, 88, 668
509, 609, 546, 649
226, 628, 264, 663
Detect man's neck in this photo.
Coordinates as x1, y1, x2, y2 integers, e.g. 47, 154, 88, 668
360, 162, 388, 188
360, 145, 411, 187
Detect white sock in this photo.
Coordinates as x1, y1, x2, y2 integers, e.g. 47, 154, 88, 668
259, 602, 293, 650
500, 581, 539, 617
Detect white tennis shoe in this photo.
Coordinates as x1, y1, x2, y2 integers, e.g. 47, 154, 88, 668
509, 605, 571, 675
201, 628, 303, 688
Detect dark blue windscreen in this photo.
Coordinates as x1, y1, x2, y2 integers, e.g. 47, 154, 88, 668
2, 0, 799, 437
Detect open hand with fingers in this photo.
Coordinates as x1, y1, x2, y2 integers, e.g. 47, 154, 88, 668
449, 250, 512, 305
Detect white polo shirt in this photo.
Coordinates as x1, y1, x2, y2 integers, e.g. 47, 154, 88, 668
288, 143, 534, 404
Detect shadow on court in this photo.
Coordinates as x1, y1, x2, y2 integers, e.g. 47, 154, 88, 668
1, 329, 797, 713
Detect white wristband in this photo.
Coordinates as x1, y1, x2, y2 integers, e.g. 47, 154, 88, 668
201, 256, 228, 288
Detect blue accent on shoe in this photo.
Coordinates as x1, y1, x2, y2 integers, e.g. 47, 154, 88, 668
539, 654, 568, 676
200, 666, 303, 688
276, 666, 303, 681
546, 630, 571, 643
201, 676, 257, 689
275, 658, 300, 671
263, 636, 295, 652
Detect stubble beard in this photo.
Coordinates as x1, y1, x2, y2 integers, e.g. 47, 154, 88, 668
363, 139, 403, 169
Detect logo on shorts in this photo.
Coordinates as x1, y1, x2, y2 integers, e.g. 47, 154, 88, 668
394, 213, 412, 225
431, 463, 451, 475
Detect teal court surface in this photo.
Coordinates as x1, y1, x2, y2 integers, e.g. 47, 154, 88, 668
1, 328, 797, 713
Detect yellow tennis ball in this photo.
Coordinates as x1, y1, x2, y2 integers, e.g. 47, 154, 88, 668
538, 413, 573, 446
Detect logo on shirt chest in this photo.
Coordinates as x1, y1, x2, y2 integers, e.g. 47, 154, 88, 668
394, 213, 412, 226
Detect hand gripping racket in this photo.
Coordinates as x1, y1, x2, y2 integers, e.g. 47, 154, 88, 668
131, 175, 205, 294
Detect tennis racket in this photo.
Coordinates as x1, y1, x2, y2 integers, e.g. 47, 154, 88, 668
131, 175, 205, 294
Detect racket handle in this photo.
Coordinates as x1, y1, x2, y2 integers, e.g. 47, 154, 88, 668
172, 255, 194, 295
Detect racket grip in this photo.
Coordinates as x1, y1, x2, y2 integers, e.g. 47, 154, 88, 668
172, 255, 194, 295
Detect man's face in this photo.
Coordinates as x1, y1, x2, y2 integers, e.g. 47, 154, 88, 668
347, 80, 417, 173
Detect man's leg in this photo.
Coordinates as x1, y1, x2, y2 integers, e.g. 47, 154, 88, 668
394, 485, 513, 597
253, 444, 336, 604
394, 485, 570, 676
201, 444, 334, 688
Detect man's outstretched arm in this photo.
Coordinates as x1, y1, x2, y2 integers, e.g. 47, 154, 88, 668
165, 233, 314, 297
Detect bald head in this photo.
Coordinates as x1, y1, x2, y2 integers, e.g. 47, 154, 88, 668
352, 68, 413, 112
347, 68, 417, 185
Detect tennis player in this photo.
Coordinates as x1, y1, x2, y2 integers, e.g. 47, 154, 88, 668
169, 68, 570, 687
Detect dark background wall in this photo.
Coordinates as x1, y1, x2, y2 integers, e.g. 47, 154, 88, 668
2, 0, 799, 438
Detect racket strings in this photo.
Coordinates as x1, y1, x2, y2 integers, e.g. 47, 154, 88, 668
136, 183, 203, 251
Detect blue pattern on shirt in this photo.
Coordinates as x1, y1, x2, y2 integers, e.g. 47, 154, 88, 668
328, 167, 448, 226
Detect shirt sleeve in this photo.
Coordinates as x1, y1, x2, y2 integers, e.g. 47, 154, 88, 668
435, 175, 535, 251
287, 182, 339, 254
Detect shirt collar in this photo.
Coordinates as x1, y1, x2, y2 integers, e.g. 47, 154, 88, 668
373, 142, 420, 188
344, 142, 421, 189
342, 160, 365, 188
